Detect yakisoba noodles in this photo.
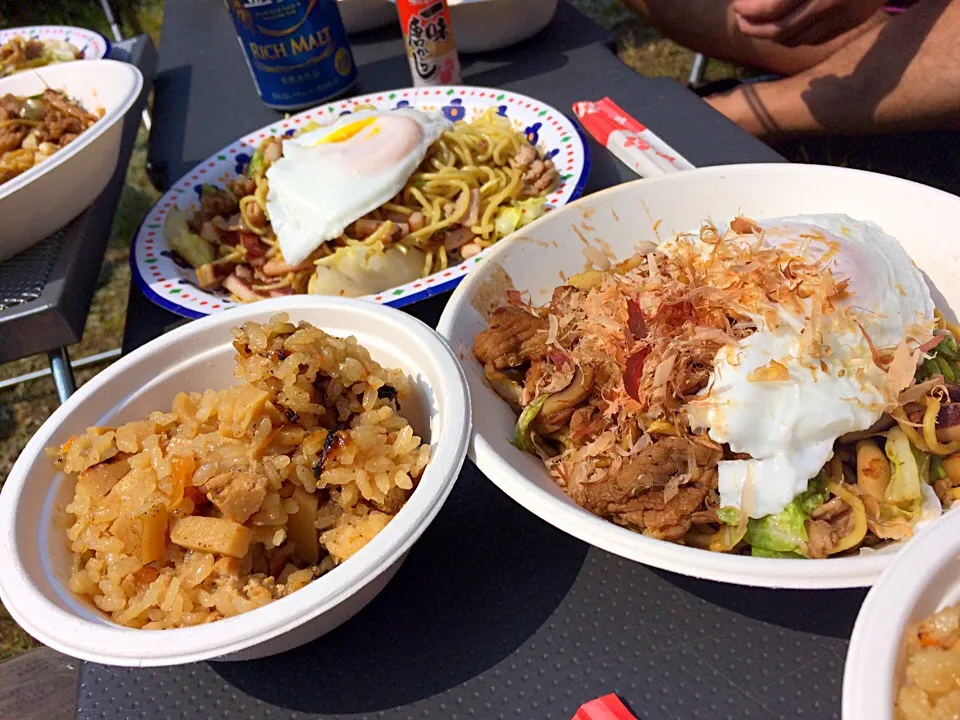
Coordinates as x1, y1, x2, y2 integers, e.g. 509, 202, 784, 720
0, 35, 83, 78
474, 214, 959, 558
868, 311, 960, 719
165, 109, 559, 303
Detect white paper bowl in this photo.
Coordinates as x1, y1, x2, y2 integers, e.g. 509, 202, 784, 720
0, 297, 470, 666
448, 0, 558, 53
337, 0, 396, 34
843, 508, 960, 719
386, 0, 558, 52
436, 163, 960, 589
0, 59, 143, 261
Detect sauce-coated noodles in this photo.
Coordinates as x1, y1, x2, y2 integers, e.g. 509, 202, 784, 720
174, 109, 559, 302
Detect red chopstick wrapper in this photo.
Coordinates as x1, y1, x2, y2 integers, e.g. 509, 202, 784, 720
572, 97, 694, 178
573, 694, 638, 720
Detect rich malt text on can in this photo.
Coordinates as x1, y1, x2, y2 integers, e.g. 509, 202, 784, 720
225, 0, 357, 111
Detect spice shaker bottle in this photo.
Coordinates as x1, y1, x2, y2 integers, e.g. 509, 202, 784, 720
396, 0, 462, 86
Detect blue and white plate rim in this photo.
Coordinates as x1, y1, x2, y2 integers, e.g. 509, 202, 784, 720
131, 84, 591, 319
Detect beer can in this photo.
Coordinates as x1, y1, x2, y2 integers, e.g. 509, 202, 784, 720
225, 0, 358, 111
396, 0, 462, 87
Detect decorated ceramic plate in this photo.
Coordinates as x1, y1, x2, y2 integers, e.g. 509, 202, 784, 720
0, 26, 111, 73
131, 85, 590, 318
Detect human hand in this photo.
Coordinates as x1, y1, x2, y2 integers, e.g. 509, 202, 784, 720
732, 0, 886, 45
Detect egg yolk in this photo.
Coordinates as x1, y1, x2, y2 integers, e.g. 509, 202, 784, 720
314, 117, 379, 145
297, 115, 427, 178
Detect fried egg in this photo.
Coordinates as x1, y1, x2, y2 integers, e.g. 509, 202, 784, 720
760, 214, 934, 348
686, 214, 935, 519
266, 108, 451, 266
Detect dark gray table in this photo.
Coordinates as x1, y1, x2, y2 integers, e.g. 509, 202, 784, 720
82, 4, 859, 720
0, 37, 156, 401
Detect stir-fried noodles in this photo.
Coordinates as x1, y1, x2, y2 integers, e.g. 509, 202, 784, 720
0, 36, 82, 78
474, 216, 956, 558
167, 109, 559, 302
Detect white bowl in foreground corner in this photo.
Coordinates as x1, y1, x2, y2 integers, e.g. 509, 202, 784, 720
844, 507, 960, 719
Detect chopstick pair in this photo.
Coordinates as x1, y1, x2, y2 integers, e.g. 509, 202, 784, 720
572, 97, 694, 178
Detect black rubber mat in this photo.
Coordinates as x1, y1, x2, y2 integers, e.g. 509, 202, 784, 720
77, 461, 862, 720
0, 231, 63, 312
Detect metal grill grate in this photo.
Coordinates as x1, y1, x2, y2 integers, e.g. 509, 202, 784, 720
0, 230, 65, 312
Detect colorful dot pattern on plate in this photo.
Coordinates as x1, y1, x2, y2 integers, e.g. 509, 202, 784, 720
0, 26, 110, 66
132, 86, 591, 319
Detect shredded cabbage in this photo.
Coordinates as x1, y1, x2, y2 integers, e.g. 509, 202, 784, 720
308, 242, 425, 297
493, 198, 547, 237
164, 208, 215, 268
744, 502, 809, 554
716, 507, 740, 526
709, 523, 747, 552
879, 427, 937, 529
47, 42, 81, 63
169, 232, 215, 268
246, 146, 265, 177
878, 502, 919, 526
743, 474, 829, 556
163, 207, 189, 239
512, 394, 550, 453
796, 474, 832, 515
751, 548, 805, 559
885, 427, 923, 503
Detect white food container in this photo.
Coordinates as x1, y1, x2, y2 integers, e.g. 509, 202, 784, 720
447, 0, 559, 53
844, 506, 960, 719
337, 0, 397, 34
0, 59, 143, 261
436, 163, 960, 589
0, 297, 470, 666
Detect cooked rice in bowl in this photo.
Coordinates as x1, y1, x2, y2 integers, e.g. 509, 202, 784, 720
897, 602, 960, 719
50, 314, 430, 629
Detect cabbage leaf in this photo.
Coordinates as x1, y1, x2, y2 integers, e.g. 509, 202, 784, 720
163, 208, 215, 268
885, 427, 923, 503
512, 394, 549, 453
743, 473, 830, 556
751, 547, 805, 559
493, 198, 547, 237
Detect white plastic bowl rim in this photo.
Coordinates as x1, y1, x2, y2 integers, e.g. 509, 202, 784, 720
436, 162, 960, 590
0, 297, 471, 666
843, 507, 960, 720
0, 59, 143, 202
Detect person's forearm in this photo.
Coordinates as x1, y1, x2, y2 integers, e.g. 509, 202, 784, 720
708, 0, 960, 138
